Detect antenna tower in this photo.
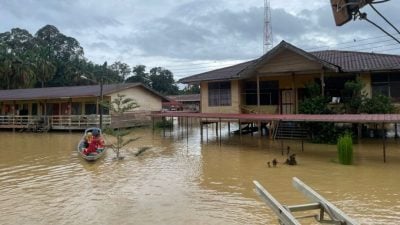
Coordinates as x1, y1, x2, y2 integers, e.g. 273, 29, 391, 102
264, 0, 273, 53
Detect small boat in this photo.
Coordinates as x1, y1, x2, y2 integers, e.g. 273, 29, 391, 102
77, 127, 107, 161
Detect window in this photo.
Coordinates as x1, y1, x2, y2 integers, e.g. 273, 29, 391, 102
32, 103, 38, 115
244, 81, 279, 105
324, 76, 355, 98
208, 82, 231, 106
61, 103, 69, 115
372, 73, 400, 101
46, 103, 59, 115
71, 103, 82, 115
85, 103, 97, 115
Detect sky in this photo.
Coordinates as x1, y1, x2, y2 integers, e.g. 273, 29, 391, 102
1, 0, 400, 80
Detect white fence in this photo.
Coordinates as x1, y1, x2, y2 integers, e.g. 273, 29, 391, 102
0, 115, 111, 130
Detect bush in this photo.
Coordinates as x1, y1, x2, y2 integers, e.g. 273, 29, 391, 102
360, 94, 396, 114
337, 133, 353, 165
155, 119, 173, 128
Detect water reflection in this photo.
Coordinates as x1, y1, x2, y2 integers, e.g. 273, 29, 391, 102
0, 123, 399, 225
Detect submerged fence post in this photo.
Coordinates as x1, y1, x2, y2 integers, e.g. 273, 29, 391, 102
383, 123, 386, 163
219, 117, 222, 146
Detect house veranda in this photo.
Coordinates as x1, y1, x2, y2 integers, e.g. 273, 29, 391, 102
0, 83, 168, 131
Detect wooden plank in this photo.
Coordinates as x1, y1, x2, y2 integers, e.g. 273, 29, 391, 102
253, 180, 302, 225
292, 177, 359, 225
287, 203, 321, 212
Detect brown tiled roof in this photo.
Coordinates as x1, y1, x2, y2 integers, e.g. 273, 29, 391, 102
0, 83, 168, 101
179, 41, 400, 83
310, 50, 400, 72
166, 94, 200, 102
238, 41, 339, 78
178, 60, 256, 83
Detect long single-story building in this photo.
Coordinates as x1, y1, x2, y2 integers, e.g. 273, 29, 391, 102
0, 83, 169, 131
179, 41, 400, 115
164, 94, 200, 112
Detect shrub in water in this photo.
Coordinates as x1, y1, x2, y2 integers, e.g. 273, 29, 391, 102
337, 133, 353, 165
155, 120, 173, 128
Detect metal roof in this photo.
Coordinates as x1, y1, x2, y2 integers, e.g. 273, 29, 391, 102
166, 94, 200, 102
179, 41, 400, 83
0, 83, 169, 101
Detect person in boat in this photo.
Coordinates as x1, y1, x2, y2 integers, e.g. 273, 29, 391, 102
83, 130, 105, 155
83, 132, 93, 149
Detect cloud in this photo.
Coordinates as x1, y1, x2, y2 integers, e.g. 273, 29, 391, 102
0, 0, 124, 42
130, 1, 264, 60
1, 0, 399, 80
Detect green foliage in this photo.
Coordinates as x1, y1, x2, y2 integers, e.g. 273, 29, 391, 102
180, 85, 200, 94
299, 96, 332, 114
304, 82, 321, 98
149, 67, 179, 95
0, 26, 180, 92
308, 123, 339, 144
299, 83, 336, 143
103, 94, 140, 160
299, 83, 331, 114
341, 78, 365, 113
360, 94, 396, 114
155, 119, 173, 128
337, 133, 354, 165
110, 61, 131, 81
126, 65, 151, 87
341, 79, 396, 114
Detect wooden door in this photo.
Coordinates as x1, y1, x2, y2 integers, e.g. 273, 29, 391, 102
281, 89, 294, 114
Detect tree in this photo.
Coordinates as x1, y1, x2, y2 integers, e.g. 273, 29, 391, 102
299, 83, 331, 114
0, 28, 37, 89
341, 78, 396, 114
34, 46, 56, 87
299, 82, 337, 143
104, 94, 140, 160
341, 78, 365, 113
12, 57, 36, 88
180, 84, 200, 94
126, 65, 150, 86
35, 25, 86, 87
0, 43, 14, 89
110, 61, 131, 81
35, 25, 84, 62
361, 94, 396, 114
149, 67, 179, 95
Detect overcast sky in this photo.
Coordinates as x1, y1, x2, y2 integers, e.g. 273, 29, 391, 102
1, 0, 400, 79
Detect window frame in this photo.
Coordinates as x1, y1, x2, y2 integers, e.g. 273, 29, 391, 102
208, 81, 232, 107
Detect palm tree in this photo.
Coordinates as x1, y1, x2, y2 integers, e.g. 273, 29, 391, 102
10, 54, 36, 89
0, 44, 14, 89
34, 47, 56, 88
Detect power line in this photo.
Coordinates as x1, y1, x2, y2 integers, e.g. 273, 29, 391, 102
173, 44, 400, 78
163, 34, 400, 73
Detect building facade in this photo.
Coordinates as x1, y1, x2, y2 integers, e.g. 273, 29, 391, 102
0, 83, 168, 130
180, 41, 400, 115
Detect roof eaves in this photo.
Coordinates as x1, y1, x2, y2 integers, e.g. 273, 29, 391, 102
238, 41, 340, 77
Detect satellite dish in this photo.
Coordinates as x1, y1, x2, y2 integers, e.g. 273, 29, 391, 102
330, 0, 371, 26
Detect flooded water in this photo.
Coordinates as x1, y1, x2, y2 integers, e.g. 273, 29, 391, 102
1, 120, 400, 225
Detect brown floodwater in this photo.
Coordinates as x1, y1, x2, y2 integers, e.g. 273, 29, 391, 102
0, 121, 400, 225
